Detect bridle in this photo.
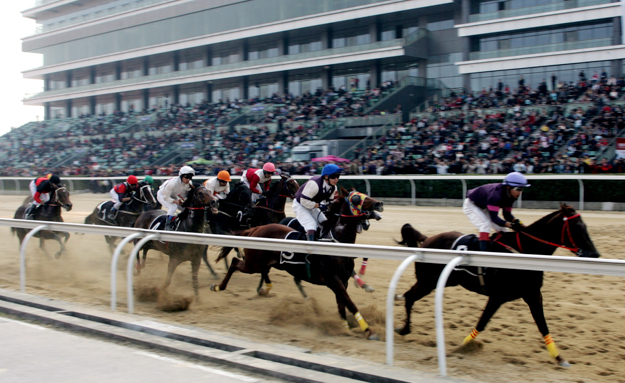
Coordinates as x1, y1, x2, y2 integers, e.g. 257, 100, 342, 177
48, 187, 68, 207
254, 177, 297, 214
133, 184, 155, 205
494, 212, 583, 254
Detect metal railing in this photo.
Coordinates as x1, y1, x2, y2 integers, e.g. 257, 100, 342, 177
2, 217, 625, 377
468, 0, 615, 23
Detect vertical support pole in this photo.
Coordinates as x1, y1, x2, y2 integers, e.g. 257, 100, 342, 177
364, 179, 371, 197
435, 256, 465, 376
386, 253, 422, 365
578, 179, 584, 211
127, 234, 159, 313
20, 225, 49, 292
461, 179, 466, 201
409, 179, 415, 206
14, 179, 19, 194
111, 233, 142, 311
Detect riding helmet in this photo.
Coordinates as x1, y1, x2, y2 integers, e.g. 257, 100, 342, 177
321, 164, 342, 177
262, 162, 276, 172
143, 176, 153, 184
127, 175, 138, 184
49, 175, 61, 185
502, 172, 531, 188
217, 170, 231, 182
179, 165, 195, 177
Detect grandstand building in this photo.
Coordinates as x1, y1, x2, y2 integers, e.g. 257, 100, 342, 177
21, 0, 625, 120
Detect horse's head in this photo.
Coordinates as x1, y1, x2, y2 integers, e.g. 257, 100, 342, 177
279, 173, 299, 199
53, 186, 72, 211
333, 187, 383, 234
137, 182, 157, 207
527, 204, 600, 258
192, 185, 219, 214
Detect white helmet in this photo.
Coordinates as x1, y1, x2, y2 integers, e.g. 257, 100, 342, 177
179, 165, 195, 177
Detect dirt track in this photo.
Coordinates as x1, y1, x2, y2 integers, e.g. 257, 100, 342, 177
1, 193, 625, 383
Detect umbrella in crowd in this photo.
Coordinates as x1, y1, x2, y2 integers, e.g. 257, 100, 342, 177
186, 158, 215, 165
311, 155, 350, 163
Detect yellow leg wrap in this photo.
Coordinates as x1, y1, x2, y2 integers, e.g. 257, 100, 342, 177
343, 320, 350, 331
354, 312, 369, 332
544, 334, 559, 359
213, 285, 220, 292
265, 283, 273, 292
463, 329, 479, 345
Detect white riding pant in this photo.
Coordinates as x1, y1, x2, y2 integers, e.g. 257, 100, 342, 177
110, 189, 123, 209
157, 190, 182, 216
462, 198, 507, 233
292, 200, 327, 232
29, 181, 49, 205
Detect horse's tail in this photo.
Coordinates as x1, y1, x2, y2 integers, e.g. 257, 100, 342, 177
397, 223, 428, 248
215, 226, 262, 263
84, 214, 93, 225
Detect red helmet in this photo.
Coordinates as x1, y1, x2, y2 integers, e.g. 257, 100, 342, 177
262, 162, 276, 172
127, 175, 138, 185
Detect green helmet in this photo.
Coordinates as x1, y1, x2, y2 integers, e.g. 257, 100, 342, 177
143, 176, 154, 184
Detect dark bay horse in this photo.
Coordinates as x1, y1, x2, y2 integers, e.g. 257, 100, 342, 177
84, 181, 157, 254
210, 187, 383, 340
250, 173, 299, 226
133, 185, 218, 298
13, 187, 73, 259
396, 204, 600, 367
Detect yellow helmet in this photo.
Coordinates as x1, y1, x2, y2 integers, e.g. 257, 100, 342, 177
217, 170, 231, 182
46, 173, 53, 179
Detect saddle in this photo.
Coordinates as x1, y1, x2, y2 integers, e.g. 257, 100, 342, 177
282, 218, 334, 241
148, 215, 180, 232
279, 231, 308, 265
450, 234, 491, 293
96, 201, 134, 222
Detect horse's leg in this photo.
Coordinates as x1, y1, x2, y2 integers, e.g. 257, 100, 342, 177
211, 257, 243, 292
396, 281, 435, 335
135, 247, 149, 276
325, 273, 378, 340
294, 278, 307, 299
351, 270, 375, 293
462, 295, 505, 345
191, 254, 201, 300
38, 237, 52, 259
359, 258, 368, 275
202, 246, 218, 278
105, 235, 117, 255
523, 291, 570, 367
162, 256, 184, 292
256, 269, 273, 295
334, 292, 349, 332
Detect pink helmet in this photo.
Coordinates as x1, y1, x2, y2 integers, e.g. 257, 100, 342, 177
262, 162, 276, 172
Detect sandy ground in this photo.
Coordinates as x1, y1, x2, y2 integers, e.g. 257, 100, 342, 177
1, 192, 625, 383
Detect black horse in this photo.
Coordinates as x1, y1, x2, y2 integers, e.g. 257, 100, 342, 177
13, 187, 73, 259
133, 185, 218, 298
210, 187, 383, 339
84, 181, 157, 254
250, 173, 299, 227
396, 204, 600, 367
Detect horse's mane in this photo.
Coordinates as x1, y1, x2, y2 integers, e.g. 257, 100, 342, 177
526, 204, 573, 230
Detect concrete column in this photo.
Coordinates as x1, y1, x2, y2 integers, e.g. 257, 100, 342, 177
44, 75, 50, 91
327, 27, 333, 49
143, 89, 149, 110
278, 71, 288, 95
370, 60, 381, 89
206, 46, 212, 66
206, 82, 213, 103
242, 76, 249, 99
66, 70, 72, 88
44, 103, 50, 120
115, 93, 122, 112
143, 57, 149, 76
90, 67, 96, 84
66, 99, 72, 118
322, 66, 332, 90
173, 85, 179, 104
116, 62, 122, 80
174, 51, 180, 71
281, 33, 289, 55
418, 58, 428, 79
242, 40, 249, 61
370, 22, 379, 42
90, 96, 96, 115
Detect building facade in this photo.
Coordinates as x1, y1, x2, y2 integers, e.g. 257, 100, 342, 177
22, 0, 625, 119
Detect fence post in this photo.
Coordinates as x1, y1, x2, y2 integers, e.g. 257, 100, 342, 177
409, 179, 415, 206
19, 224, 49, 292
110, 233, 142, 311
386, 253, 423, 366
578, 179, 584, 211
126, 234, 159, 314
435, 255, 465, 376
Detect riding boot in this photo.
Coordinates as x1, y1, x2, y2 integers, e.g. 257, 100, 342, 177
165, 216, 175, 231
306, 230, 316, 242
26, 205, 40, 220
479, 240, 490, 252
106, 208, 117, 224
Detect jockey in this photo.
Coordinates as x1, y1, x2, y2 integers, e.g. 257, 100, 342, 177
203, 170, 231, 199
27, 174, 61, 220
463, 171, 530, 251
292, 163, 341, 241
107, 175, 139, 222
157, 165, 195, 231
242, 162, 275, 204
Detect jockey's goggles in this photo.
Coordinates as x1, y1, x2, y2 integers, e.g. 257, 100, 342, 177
328, 174, 341, 180
182, 174, 194, 180
512, 186, 525, 191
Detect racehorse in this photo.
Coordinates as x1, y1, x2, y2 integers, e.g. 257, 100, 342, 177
133, 185, 218, 298
13, 186, 73, 259
395, 204, 600, 367
250, 173, 299, 226
210, 187, 383, 339
84, 181, 157, 254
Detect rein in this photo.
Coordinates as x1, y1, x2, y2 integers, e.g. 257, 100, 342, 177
493, 213, 582, 253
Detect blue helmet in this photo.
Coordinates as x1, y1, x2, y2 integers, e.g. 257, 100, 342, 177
503, 172, 530, 188
321, 164, 342, 177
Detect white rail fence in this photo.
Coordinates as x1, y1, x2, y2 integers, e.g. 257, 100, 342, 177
2, 218, 625, 377
3, 175, 625, 210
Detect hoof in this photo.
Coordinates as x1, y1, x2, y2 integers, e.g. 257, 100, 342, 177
54, 251, 62, 260
557, 358, 571, 368
257, 287, 269, 296
367, 333, 380, 341
394, 294, 405, 301
210, 284, 220, 292
395, 326, 410, 336
363, 284, 375, 293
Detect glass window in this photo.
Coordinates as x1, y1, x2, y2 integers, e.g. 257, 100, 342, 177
381, 30, 395, 41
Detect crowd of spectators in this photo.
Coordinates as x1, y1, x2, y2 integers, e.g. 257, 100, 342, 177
2, 74, 625, 180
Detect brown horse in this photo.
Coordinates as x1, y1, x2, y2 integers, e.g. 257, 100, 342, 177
84, 181, 157, 254
210, 187, 383, 340
396, 204, 600, 367
13, 187, 73, 259
250, 173, 300, 226
133, 185, 218, 298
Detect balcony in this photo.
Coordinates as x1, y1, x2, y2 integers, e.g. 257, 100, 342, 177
468, 0, 614, 23
469, 37, 612, 60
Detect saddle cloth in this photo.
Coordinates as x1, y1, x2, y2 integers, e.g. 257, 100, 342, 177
149, 215, 180, 231
450, 234, 480, 252
280, 230, 307, 265
282, 218, 333, 241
